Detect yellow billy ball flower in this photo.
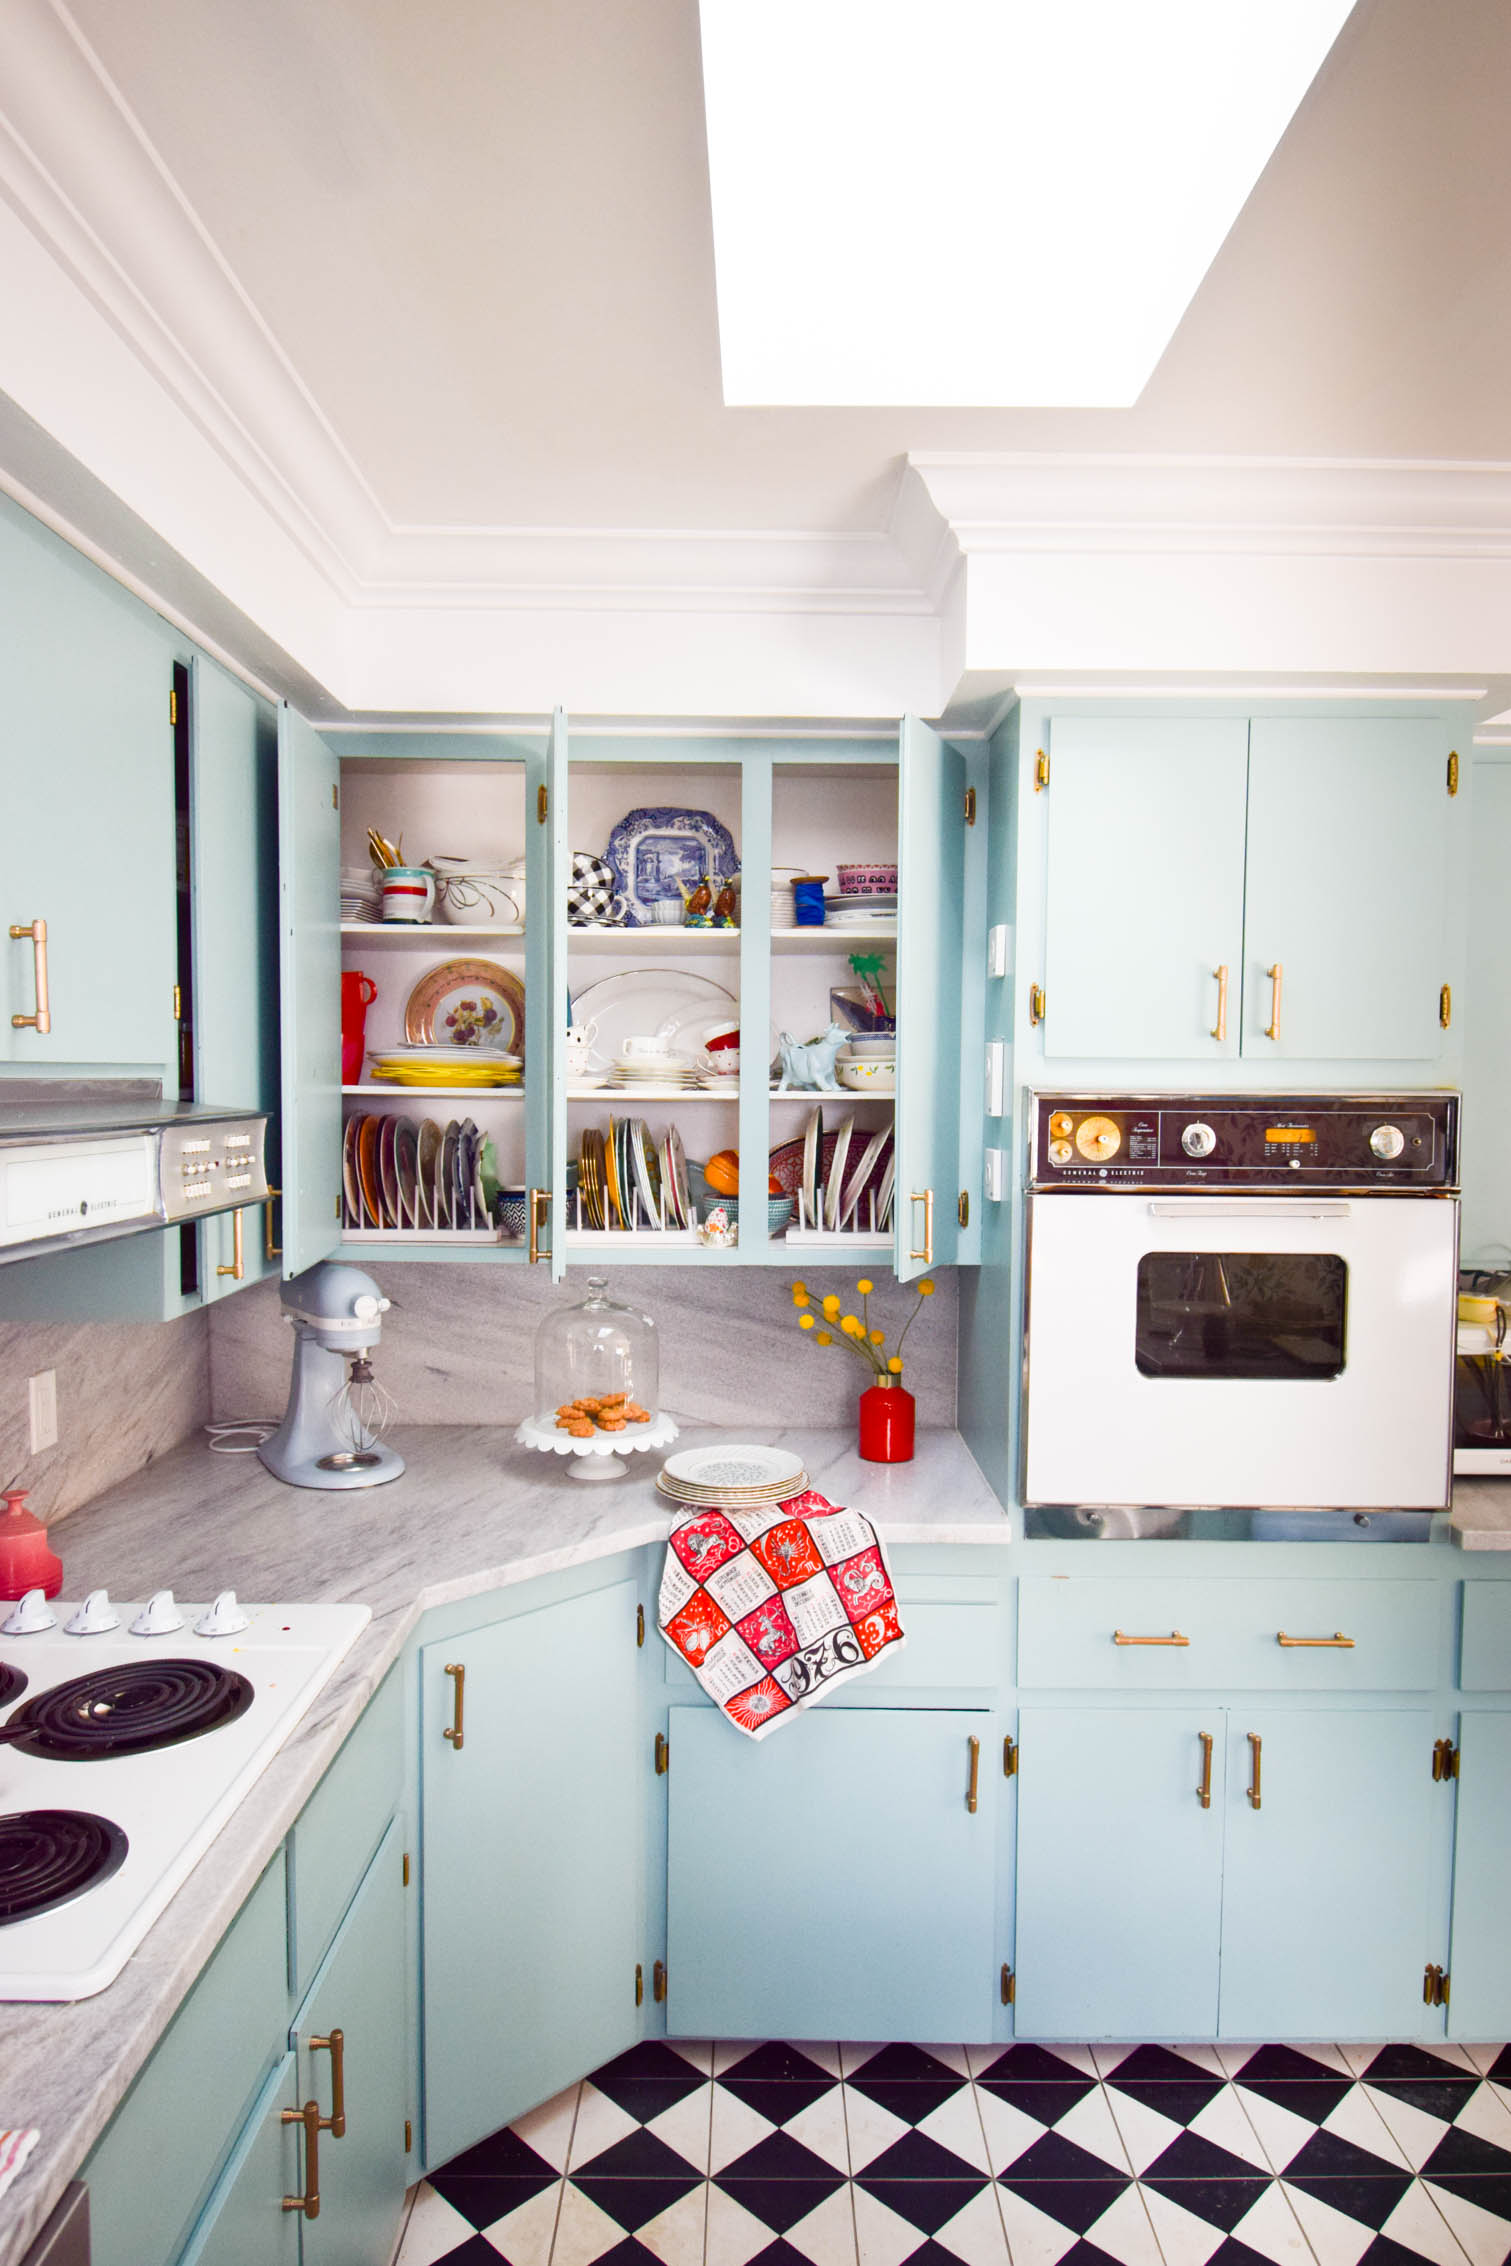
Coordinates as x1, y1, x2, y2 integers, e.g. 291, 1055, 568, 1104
799, 1312, 815, 1330
888, 1355, 904, 1373
841, 1315, 864, 1337
869, 1329, 885, 1345
816, 1330, 833, 1345
918, 1278, 936, 1296
822, 1293, 841, 1319
792, 1291, 810, 1309
791, 1280, 809, 1297
856, 1277, 873, 1295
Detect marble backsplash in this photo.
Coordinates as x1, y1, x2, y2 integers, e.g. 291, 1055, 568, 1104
0, 1308, 210, 1524
209, 1265, 958, 1432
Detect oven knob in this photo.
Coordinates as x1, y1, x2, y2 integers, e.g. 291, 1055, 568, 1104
1370, 1124, 1405, 1161
1, 1586, 55, 1636
64, 1588, 120, 1636
1049, 1111, 1075, 1140
131, 1588, 185, 1637
195, 1589, 250, 1638
1048, 1138, 1074, 1165
1074, 1114, 1121, 1162
1181, 1121, 1217, 1159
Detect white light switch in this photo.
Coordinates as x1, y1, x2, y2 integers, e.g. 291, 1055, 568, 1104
987, 924, 1011, 979
985, 1040, 1006, 1117
28, 1370, 57, 1454
984, 1148, 1006, 1201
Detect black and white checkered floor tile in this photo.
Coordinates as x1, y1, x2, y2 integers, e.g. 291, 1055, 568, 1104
394, 2039, 1511, 2266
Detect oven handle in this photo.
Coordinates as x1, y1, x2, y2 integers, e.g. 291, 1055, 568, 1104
1145, 1201, 1351, 1220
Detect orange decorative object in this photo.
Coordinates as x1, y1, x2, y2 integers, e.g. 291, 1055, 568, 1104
704, 1150, 740, 1195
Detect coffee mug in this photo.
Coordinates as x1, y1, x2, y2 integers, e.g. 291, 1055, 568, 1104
380, 866, 436, 923
621, 1035, 673, 1060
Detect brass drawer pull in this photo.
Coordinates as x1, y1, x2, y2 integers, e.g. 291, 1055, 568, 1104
909, 1189, 934, 1266
282, 2100, 321, 2217
216, 1208, 245, 1281
528, 1186, 549, 1266
1277, 1631, 1354, 1648
1197, 1730, 1213, 1810
443, 1662, 465, 1750
9, 918, 50, 1033
1247, 1731, 1262, 1811
966, 1735, 980, 1815
1264, 962, 1283, 1042
1112, 1630, 1189, 1647
1211, 963, 1229, 1042
310, 2028, 345, 2137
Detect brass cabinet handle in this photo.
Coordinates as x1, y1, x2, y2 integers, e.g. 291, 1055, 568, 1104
310, 2029, 345, 2138
216, 1208, 246, 1281
443, 1662, 465, 1749
1247, 1731, 1262, 1811
1211, 964, 1229, 1042
281, 2100, 321, 2218
1277, 1630, 1354, 1648
909, 1189, 934, 1265
1264, 962, 1283, 1041
1112, 1630, 1189, 1647
1197, 1730, 1213, 1809
528, 1186, 549, 1266
966, 1735, 980, 1815
9, 918, 50, 1033
264, 1186, 282, 1262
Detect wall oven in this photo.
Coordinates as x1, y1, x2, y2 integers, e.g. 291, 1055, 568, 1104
1023, 1093, 1459, 1512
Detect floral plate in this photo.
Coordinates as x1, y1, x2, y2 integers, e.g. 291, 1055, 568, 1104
404, 959, 526, 1055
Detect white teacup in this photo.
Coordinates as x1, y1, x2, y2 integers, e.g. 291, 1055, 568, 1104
621, 1035, 673, 1062
649, 899, 684, 926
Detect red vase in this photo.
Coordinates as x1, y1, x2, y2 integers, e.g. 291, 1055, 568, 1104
858, 1379, 915, 1462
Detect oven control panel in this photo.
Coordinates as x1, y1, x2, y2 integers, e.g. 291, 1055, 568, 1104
1031, 1092, 1458, 1189
160, 1116, 271, 1221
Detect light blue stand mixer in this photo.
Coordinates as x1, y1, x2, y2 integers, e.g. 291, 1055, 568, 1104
258, 1261, 406, 1490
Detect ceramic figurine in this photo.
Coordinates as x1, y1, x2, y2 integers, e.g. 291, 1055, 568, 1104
775, 1022, 848, 1091
713, 876, 739, 928
698, 1202, 738, 1248
680, 874, 714, 928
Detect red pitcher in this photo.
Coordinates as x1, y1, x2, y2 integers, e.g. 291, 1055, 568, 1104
341, 970, 377, 1085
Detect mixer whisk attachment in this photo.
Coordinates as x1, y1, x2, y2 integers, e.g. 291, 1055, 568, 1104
330, 1355, 397, 1456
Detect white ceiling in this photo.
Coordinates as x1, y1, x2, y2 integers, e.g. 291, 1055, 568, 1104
54, 0, 1511, 540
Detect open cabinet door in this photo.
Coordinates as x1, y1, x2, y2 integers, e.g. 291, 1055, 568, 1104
540, 709, 571, 1280
277, 704, 342, 1275
894, 716, 965, 1281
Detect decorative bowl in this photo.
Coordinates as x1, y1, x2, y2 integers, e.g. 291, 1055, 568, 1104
836, 862, 898, 897
497, 1187, 530, 1237
433, 867, 525, 927
836, 1054, 896, 1094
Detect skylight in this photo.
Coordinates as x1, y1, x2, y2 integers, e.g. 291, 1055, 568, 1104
698, 0, 1355, 407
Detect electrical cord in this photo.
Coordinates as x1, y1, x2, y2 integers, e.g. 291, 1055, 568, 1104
204, 1418, 279, 1454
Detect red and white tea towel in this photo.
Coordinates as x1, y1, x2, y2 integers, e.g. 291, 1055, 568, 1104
0, 2127, 39, 2204
658, 1487, 905, 1737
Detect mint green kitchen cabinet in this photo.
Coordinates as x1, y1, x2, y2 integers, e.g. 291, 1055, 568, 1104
1041, 717, 1249, 1061
1446, 1712, 1511, 2039
895, 716, 970, 1276
665, 1701, 1000, 2041
419, 1578, 645, 2165
278, 704, 344, 1276
176, 2057, 303, 2266
1014, 1706, 1225, 2038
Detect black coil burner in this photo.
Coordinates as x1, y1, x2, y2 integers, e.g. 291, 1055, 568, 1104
0, 1659, 254, 1761
0, 1809, 128, 1925
0, 1663, 26, 1709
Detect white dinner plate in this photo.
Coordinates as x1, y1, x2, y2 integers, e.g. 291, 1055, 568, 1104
825, 1115, 854, 1232
567, 969, 737, 1072
660, 1444, 808, 1495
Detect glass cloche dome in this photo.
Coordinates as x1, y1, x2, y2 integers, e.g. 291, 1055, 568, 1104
518, 1277, 675, 1479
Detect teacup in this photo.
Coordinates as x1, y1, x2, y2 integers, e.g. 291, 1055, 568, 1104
621, 1035, 674, 1062
649, 899, 684, 926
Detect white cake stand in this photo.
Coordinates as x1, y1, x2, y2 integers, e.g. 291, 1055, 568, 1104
515, 1409, 680, 1481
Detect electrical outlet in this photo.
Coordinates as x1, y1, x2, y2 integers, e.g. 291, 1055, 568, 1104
987, 924, 1012, 979
984, 1148, 1006, 1202
985, 1039, 1006, 1117
28, 1370, 58, 1454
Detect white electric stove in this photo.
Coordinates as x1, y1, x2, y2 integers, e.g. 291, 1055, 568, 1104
0, 1589, 370, 2001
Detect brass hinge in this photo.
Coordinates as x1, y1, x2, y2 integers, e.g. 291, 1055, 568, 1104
958, 1191, 969, 1229
1003, 1735, 1018, 1778
1448, 750, 1460, 796
654, 1732, 669, 1775
336, 1194, 342, 1220
653, 1960, 667, 2003
1432, 1738, 1459, 1782
172, 984, 182, 1021
402, 1851, 411, 1886
1440, 984, 1452, 1030
1034, 748, 1049, 792
332, 783, 339, 810
1000, 1963, 1016, 2005
964, 785, 977, 826
169, 686, 178, 726
404, 2119, 413, 2153
537, 784, 549, 823
635, 1963, 644, 2006
1028, 983, 1045, 1026
637, 1604, 646, 1648
1424, 1961, 1450, 2007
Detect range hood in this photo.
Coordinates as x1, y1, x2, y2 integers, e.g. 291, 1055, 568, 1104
0, 1081, 271, 1265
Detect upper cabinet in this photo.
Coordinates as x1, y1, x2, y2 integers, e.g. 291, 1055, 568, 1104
1036, 708, 1461, 1064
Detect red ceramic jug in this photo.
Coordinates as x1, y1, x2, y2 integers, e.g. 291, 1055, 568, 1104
341, 970, 377, 1085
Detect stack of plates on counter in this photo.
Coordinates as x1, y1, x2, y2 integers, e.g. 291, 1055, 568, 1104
656, 1443, 808, 1510
368, 1044, 522, 1088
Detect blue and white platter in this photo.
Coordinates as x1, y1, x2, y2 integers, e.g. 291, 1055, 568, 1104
605, 806, 738, 928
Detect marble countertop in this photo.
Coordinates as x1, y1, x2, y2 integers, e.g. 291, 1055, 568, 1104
0, 1423, 1004, 2266
1449, 1475, 1511, 1548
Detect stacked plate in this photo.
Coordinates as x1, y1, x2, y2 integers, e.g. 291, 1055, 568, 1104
577, 1118, 691, 1230
368, 1043, 522, 1088
341, 867, 382, 922
825, 892, 897, 928
599, 1054, 704, 1090
656, 1442, 808, 1510
342, 1112, 500, 1231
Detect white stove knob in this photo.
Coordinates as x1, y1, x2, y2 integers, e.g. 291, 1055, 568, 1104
195, 1589, 250, 1638
1181, 1121, 1217, 1159
131, 1588, 185, 1637
1369, 1123, 1405, 1161
2, 1587, 56, 1635
65, 1588, 120, 1636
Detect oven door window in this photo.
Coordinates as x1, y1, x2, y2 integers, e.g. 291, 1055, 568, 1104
1135, 1251, 1347, 1380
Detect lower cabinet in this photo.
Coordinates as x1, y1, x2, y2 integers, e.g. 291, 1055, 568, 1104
1447, 1711, 1511, 2039
178, 2059, 302, 2266
1016, 1704, 1433, 2040
420, 1578, 645, 2166
666, 1703, 1000, 2042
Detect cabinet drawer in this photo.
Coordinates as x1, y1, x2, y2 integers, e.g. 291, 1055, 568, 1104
288, 1667, 403, 2000
81, 1851, 288, 2266
663, 1576, 1006, 1696
1460, 1584, 1511, 1691
1018, 1578, 1440, 1690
